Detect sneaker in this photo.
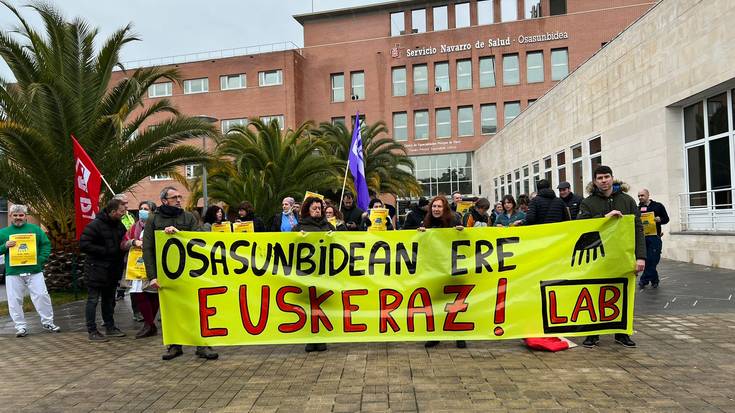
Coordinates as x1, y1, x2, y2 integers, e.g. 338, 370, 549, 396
652, 282, 659, 289
456, 340, 467, 349
638, 283, 646, 291
582, 335, 599, 348
424, 341, 439, 348
105, 327, 126, 337
195, 346, 219, 360
16, 328, 28, 338
42, 323, 61, 333
134, 324, 156, 339
615, 335, 637, 348
88, 331, 109, 342
162, 345, 183, 360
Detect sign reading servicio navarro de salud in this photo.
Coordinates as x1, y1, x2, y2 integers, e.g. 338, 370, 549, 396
393, 31, 570, 58
156, 217, 636, 346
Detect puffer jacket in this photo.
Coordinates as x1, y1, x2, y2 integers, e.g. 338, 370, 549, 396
80, 211, 126, 287
524, 188, 570, 225
143, 206, 201, 280
293, 216, 336, 232
578, 180, 645, 259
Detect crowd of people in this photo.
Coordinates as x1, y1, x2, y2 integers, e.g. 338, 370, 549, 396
2, 165, 669, 357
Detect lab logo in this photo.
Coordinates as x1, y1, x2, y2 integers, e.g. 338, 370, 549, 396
390, 44, 400, 58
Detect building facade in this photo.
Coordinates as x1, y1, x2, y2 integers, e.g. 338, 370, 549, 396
474, 0, 735, 268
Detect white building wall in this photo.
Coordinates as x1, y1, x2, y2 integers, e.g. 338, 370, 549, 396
475, 0, 735, 268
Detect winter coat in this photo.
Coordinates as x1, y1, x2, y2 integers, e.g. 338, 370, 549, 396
143, 206, 201, 280
423, 214, 462, 229
561, 192, 584, 220
495, 210, 526, 227
293, 216, 336, 232
269, 212, 299, 232
236, 213, 266, 232
524, 188, 571, 225
80, 211, 127, 287
462, 207, 491, 228
578, 180, 646, 259
340, 205, 364, 230
402, 207, 426, 230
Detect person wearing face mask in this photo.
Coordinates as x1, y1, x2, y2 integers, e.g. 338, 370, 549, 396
121, 201, 158, 338
269, 197, 299, 232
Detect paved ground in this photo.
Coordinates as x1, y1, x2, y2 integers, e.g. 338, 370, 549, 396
1, 259, 734, 412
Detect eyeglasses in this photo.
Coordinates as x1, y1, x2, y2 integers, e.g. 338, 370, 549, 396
166, 195, 184, 200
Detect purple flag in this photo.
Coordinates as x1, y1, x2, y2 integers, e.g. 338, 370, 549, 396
349, 113, 370, 211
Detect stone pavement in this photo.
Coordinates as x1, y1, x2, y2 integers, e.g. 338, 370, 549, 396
1, 259, 734, 412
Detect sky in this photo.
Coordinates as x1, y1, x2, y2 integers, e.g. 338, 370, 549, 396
0, 0, 391, 80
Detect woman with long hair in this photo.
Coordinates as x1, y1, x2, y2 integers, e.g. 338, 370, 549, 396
324, 205, 347, 231
202, 205, 225, 231
495, 195, 525, 227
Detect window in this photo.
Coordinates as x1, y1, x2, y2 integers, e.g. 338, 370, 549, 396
456, 59, 472, 90
350, 71, 365, 100
434, 62, 449, 92
221, 118, 248, 133
331, 117, 345, 126
148, 82, 172, 98
412, 9, 426, 33
455, 3, 470, 28
503, 54, 519, 85
436, 108, 451, 138
414, 110, 429, 140
411, 153, 472, 197
526, 51, 544, 83
707, 93, 728, 136
261, 115, 285, 129
393, 112, 408, 141
525, 0, 541, 18
571, 144, 583, 196
150, 173, 171, 181
477, 0, 494, 25
589, 136, 602, 174
501, 0, 518, 22
494, 177, 499, 201
331, 73, 345, 102
390, 11, 405, 36
550, 0, 567, 15
186, 164, 203, 179
683, 101, 704, 143
543, 156, 553, 185
220, 74, 245, 90
532, 161, 540, 189
514, 169, 521, 197
528, 99, 537, 105
351, 114, 366, 129
523, 165, 530, 194
433, 6, 448, 31
503, 101, 520, 126
413, 64, 428, 95
458, 106, 474, 137
551, 49, 569, 81
259, 69, 282, 86
481, 104, 497, 134
479, 56, 496, 88
392, 67, 407, 97
556, 151, 567, 183
183, 78, 208, 94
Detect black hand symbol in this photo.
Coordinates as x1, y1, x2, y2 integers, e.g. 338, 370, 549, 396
571, 231, 605, 267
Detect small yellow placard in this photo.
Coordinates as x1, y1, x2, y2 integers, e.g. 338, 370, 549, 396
328, 217, 337, 228
9, 233, 37, 266
641, 212, 657, 236
233, 221, 255, 233
125, 248, 147, 280
211, 222, 232, 232
304, 191, 324, 201
456, 201, 475, 216
368, 208, 389, 231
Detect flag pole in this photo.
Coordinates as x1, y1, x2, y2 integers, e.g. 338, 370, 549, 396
99, 175, 115, 195
338, 159, 350, 211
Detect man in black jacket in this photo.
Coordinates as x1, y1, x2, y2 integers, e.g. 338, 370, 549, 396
638, 188, 670, 289
402, 197, 428, 230
80, 198, 127, 342
524, 180, 570, 225
558, 181, 583, 220
340, 192, 364, 230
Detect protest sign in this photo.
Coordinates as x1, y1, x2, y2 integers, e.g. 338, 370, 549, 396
367, 208, 389, 231
9, 233, 37, 266
640, 212, 657, 236
125, 248, 147, 280
211, 222, 232, 233
233, 222, 255, 233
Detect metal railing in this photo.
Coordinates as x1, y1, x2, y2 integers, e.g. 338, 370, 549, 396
678, 188, 735, 232
117, 41, 303, 70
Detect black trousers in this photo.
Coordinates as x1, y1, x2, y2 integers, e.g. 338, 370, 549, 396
86, 284, 117, 333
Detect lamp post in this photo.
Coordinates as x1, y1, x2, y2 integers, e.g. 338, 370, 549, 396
193, 115, 218, 211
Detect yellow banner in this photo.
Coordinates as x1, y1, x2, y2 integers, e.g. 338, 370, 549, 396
641, 212, 657, 236
232, 221, 254, 233
156, 217, 636, 346
211, 222, 232, 232
125, 248, 147, 280
9, 233, 37, 266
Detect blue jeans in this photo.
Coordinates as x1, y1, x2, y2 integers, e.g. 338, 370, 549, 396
640, 236, 662, 286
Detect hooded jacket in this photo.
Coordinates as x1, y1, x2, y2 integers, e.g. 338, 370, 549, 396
462, 207, 491, 227
402, 205, 426, 230
524, 188, 570, 225
578, 180, 646, 259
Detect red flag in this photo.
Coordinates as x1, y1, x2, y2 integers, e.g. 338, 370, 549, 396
72, 135, 102, 239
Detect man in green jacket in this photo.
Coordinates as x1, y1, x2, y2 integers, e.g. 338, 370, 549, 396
0, 204, 60, 337
143, 186, 218, 361
578, 165, 646, 349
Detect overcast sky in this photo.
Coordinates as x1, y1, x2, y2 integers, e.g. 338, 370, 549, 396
0, 0, 390, 80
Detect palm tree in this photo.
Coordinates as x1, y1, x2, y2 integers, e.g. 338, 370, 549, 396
0, 2, 216, 250
206, 118, 342, 219
316, 121, 422, 197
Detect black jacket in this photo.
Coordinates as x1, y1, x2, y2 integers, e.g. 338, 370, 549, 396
236, 213, 266, 232
402, 206, 426, 230
525, 188, 571, 225
561, 192, 584, 220
80, 211, 126, 287
423, 214, 462, 229
340, 205, 364, 230
143, 206, 200, 280
293, 216, 336, 232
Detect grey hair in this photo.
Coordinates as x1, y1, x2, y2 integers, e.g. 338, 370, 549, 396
159, 186, 178, 200
283, 197, 295, 205
139, 200, 157, 211
10, 204, 28, 214
113, 193, 128, 200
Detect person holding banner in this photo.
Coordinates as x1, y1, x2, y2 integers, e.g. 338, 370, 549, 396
418, 196, 467, 349
121, 201, 159, 339
143, 186, 219, 360
578, 165, 645, 348
495, 195, 526, 227
359, 199, 394, 231
324, 205, 347, 231
235, 201, 266, 232
202, 205, 227, 232
269, 197, 299, 232
80, 198, 128, 342
637, 189, 669, 289
402, 197, 429, 230
461, 198, 492, 228
0, 204, 60, 337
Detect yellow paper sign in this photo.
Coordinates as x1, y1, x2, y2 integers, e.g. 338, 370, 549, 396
233, 221, 255, 233
367, 208, 389, 231
211, 222, 232, 232
156, 217, 637, 347
328, 217, 337, 227
304, 191, 324, 201
125, 248, 147, 280
9, 233, 37, 266
641, 212, 657, 236
456, 201, 475, 215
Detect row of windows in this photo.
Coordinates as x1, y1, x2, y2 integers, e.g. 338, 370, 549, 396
410, 153, 473, 197
391, 0, 566, 36
147, 69, 283, 98
493, 137, 601, 202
